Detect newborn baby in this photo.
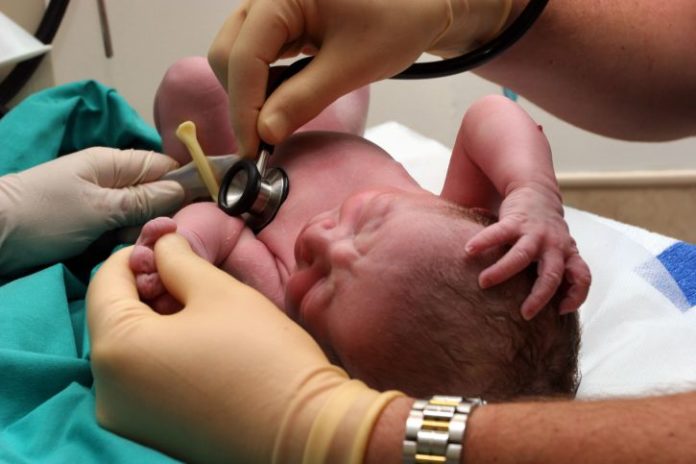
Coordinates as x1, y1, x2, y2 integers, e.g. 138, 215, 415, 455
131, 57, 588, 400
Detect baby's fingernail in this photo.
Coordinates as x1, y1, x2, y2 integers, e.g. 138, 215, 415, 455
521, 308, 535, 321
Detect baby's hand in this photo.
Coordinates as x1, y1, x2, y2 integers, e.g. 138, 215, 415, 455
129, 217, 207, 314
464, 183, 591, 320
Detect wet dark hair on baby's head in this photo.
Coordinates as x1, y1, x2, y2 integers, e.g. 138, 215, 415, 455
438, 204, 580, 401
460, 204, 580, 400
365, 203, 580, 401
447, 255, 581, 402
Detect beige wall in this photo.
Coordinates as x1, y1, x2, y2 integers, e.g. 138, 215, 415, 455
3, 0, 695, 173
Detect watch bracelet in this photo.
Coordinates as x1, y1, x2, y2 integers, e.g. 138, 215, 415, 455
402, 395, 486, 464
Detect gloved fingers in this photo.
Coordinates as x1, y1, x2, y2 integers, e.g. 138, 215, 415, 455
86, 247, 158, 342
207, 1, 249, 90
257, 43, 395, 147
221, 0, 300, 157
105, 180, 185, 228
152, 232, 254, 308
89, 149, 180, 188
151, 233, 321, 358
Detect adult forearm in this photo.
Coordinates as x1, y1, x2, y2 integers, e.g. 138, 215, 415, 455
366, 391, 696, 463
468, 391, 696, 462
475, 0, 696, 141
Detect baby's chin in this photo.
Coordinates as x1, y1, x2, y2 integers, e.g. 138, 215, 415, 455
284, 271, 306, 320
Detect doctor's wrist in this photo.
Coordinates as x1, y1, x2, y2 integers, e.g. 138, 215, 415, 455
364, 395, 414, 464
365, 395, 493, 464
431, 0, 513, 57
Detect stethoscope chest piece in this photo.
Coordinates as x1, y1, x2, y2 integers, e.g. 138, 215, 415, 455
218, 148, 289, 233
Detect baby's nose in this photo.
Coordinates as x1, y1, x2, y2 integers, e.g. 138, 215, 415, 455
296, 216, 337, 268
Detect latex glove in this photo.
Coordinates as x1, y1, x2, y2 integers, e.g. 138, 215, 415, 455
208, 0, 512, 157
0, 148, 184, 276
87, 233, 400, 464
465, 183, 592, 320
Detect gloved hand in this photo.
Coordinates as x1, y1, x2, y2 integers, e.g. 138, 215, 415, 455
87, 233, 401, 464
0, 148, 184, 276
208, 0, 512, 157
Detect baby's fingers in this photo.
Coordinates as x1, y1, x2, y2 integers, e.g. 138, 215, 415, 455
520, 250, 564, 320
558, 253, 592, 314
478, 235, 540, 289
466, 221, 518, 255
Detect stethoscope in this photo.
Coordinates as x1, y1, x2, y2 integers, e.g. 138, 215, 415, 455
217, 141, 289, 232
217, 0, 549, 232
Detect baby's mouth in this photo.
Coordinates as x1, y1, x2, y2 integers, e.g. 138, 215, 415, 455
286, 263, 335, 324
285, 266, 315, 320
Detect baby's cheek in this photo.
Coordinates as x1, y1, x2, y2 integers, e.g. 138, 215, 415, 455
330, 297, 454, 396
327, 297, 395, 375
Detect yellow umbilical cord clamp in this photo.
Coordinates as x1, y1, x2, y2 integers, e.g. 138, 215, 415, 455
175, 121, 219, 201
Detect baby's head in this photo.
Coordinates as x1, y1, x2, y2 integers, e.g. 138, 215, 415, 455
286, 188, 579, 401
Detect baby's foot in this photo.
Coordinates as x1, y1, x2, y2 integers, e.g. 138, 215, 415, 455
298, 86, 370, 136
129, 217, 181, 314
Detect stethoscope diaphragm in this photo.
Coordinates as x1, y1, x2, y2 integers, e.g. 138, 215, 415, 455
217, 147, 289, 232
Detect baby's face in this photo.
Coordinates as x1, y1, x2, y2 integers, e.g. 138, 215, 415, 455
285, 188, 486, 389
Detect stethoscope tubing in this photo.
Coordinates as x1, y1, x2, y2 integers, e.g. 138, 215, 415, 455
263, 0, 549, 84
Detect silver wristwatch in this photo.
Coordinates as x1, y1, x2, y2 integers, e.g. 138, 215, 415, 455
403, 395, 486, 464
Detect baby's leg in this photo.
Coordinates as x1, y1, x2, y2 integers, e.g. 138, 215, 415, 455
296, 85, 370, 136
154, 56, 238, 163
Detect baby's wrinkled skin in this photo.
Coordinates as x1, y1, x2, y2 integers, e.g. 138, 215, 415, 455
133, 130, 421, 310
131, 57, 589, 396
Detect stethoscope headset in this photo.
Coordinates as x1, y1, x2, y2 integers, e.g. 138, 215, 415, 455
217, 0, 549, 232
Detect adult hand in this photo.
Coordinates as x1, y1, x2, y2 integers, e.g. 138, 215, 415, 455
0, 148, 184, 276
208, 0, 511, 157
87, 233, 400, 463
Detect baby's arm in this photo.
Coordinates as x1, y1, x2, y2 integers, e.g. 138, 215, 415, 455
129, 203, 279, 313
441, 95, 591, 320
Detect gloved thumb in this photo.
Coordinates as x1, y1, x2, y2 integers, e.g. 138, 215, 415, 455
154, 233, 245, 299
258, 47, 377, 145
87, 246, 158, 342
153, 232, 327, 356
153, 233, 281, 315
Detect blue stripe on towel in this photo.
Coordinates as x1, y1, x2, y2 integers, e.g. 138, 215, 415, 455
657, 242, 696, 307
